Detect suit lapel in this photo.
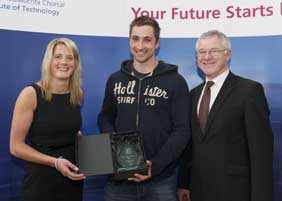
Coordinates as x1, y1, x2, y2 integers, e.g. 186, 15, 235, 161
204, 72, 239, 137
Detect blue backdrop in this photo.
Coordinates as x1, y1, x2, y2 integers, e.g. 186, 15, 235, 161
0, 29, 281, 200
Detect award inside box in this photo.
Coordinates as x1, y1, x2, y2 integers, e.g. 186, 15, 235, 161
111, 131, 148, 180
75, 131, 147, 180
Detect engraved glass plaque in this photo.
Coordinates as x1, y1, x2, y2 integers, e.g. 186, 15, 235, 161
116, 141, 142, 171
111, 131, 147, 179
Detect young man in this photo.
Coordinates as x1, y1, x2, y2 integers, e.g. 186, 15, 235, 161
178, 30, 273, 201
98, 16, 191, 201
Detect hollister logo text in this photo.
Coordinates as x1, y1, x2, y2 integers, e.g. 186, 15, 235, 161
114, 81, 136, 104
143, 85, 168, 106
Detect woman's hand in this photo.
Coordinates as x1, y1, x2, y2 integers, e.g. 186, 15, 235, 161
55, 157, 86, 180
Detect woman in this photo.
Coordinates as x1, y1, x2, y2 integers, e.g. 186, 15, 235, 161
10, 38, 85, 201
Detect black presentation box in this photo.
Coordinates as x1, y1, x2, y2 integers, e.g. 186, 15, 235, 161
75, 131, 148, 180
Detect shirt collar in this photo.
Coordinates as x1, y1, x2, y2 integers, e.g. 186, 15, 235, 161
206, 69, 230, 88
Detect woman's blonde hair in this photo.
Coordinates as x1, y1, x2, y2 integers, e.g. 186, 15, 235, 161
40, 38, 82, 106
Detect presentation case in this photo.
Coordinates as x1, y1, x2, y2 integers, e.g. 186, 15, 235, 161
75, 130, 148, 180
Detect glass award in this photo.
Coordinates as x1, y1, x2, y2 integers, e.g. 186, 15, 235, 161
116, 141, 142, 171
111, 131, 147, 179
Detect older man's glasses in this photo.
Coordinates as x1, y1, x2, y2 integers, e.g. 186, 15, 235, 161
197, 49, 227, 57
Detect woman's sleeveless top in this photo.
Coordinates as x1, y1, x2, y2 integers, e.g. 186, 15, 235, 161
28, 83, 82, 149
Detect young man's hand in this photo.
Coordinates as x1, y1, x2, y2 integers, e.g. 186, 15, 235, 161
128, 160, 152, 182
